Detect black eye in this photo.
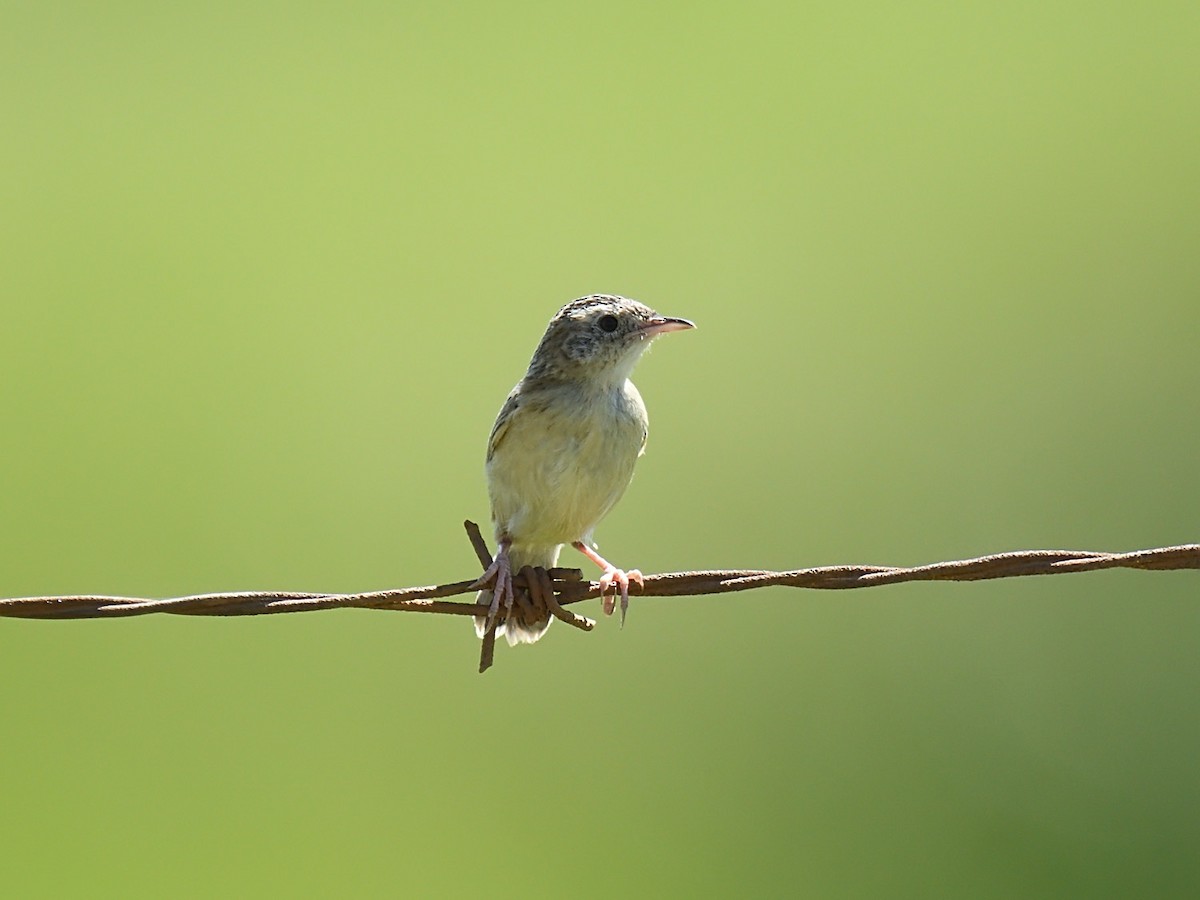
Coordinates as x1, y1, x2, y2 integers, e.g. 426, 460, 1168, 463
598, 314, 619, 333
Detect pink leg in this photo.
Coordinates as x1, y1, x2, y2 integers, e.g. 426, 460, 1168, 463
571, 541, 643, 626
471, 538, 514, 629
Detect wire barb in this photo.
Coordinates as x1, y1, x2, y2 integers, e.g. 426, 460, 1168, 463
465, 520, 499, 673
2, 523, 1195, 672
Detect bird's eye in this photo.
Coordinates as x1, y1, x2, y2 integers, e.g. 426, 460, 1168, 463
598, 314, 619, 333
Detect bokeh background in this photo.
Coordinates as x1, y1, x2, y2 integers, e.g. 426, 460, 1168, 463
3, 2, 1198, 897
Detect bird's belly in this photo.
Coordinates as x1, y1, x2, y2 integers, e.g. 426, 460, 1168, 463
488, 391, 645, 546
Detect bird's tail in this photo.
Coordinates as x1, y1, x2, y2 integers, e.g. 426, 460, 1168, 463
474, 545, 560, 647
474, 592, 551, 646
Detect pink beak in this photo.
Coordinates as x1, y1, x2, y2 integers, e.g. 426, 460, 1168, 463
642, 316, 696, 337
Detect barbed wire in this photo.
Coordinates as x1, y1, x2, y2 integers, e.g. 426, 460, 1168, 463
3, 521, 1196, 672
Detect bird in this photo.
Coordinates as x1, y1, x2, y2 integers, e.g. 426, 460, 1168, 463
471, 294, 694, 646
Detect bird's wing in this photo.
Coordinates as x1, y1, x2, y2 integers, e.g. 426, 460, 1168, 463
485, 388, 521, 462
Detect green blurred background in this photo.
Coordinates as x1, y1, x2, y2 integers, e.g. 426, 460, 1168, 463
3, 1, 1198, 896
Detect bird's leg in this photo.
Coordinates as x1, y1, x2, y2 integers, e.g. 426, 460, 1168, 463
471, 537, 514, 629
571, 541, 643, 626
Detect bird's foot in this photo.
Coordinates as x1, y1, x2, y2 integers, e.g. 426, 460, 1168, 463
471, 540, 515, 630
572, 540, 643, 626
598, 567, 644, 626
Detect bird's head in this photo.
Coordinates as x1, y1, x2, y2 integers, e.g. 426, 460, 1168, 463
527, 294, 694, 385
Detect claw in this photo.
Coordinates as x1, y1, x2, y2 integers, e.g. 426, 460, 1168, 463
622, 570, 644, 627
571, 540, 643, 627
598, 566, 643, 625
471, 540, 514, 630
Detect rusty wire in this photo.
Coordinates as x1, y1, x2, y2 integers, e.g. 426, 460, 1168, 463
3, 521, 1196, 672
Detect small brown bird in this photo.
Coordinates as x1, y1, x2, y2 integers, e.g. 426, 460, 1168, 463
472, 295, 694, 645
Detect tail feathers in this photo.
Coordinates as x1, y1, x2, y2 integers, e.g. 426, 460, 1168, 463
474, 590, 552, 646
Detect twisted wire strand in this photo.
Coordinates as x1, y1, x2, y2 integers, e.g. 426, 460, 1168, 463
3, 522, 1194, 619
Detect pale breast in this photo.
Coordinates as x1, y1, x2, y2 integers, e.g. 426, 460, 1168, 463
487, 378, 649, 547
